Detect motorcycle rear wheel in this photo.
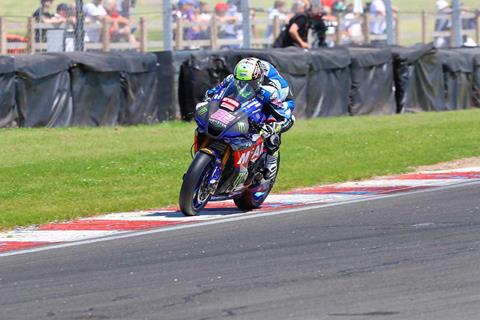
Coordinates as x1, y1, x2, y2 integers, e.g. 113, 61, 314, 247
179, 152, 215, 216
234, 154, 280, 211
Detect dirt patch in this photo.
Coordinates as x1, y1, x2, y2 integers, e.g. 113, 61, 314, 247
414, 157, 480, 172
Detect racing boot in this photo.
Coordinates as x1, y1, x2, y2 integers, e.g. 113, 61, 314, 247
264, 151, 279, 180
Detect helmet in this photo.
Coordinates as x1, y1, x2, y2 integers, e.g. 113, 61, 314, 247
234, 58, 264, 93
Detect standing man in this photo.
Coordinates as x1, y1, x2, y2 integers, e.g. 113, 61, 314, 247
273, 0, 318, 49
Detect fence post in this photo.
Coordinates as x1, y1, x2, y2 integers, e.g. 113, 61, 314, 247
476, 9, 480, 46
395, 14, 400, 45
162, 0, 173, 50
175, 19, 183, 50
102, 19, 110, 52
74, 0, 85, 51
210, 17, 218, 50
272, 16, 280, 41
241, 0, 251, 48
362, 12, 370, 44
27, 17, 35, 54
0, 17, 6, 55
451, 0, 462, 47
384, 0, 395, 45
139, 17, 147, 52
421, 11, 427, 44
335, 14, 342, 46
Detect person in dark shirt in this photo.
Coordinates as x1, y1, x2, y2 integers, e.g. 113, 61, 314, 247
285, 10, 310, 48
273, 1, 319, 49
32, 0, 65, 42
311, 10, 328, 47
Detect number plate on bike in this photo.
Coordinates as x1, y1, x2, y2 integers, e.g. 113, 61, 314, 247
210, 109, 236, 125
220, 97, 241, 112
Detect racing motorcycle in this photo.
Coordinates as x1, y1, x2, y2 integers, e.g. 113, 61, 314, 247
179, 81, 280, 216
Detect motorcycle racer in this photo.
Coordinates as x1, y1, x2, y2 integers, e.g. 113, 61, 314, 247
205, 57, 295, 180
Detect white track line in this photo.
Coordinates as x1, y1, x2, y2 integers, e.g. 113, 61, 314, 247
0, 230, 121, 243
338, 179, 461, 187
266, 193, 365, 203
88, 211, 232, 221
1, 179, 479, 258
416, 167, 480, 174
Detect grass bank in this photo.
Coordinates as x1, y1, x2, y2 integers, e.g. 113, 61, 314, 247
1, 109, 480, 230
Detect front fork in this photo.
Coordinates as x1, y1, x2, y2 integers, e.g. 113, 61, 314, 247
194, 130, 231, 195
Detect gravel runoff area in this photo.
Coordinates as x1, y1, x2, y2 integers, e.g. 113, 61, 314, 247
414, 157, 480, 172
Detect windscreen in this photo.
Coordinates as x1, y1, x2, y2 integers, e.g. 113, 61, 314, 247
222, 80, 256, 105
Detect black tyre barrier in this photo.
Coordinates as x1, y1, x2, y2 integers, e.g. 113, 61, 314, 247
0, 55, 16, 128
1, 45, 480, 128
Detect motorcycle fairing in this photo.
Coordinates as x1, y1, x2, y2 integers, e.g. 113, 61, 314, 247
233, 137, 264, 169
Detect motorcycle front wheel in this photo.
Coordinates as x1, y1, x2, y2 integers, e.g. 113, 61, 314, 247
179, 152, 215, 216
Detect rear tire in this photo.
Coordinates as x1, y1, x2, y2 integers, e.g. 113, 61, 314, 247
234, 153, 280, 211
179, 152, 215, 216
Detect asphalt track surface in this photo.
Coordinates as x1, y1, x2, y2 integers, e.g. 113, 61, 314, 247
1, 182, 480, 320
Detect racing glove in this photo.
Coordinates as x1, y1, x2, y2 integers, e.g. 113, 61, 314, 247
259, 122, 282, 137
260, 115, 296, 136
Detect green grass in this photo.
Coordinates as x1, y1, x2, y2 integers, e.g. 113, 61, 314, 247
1, 110, 480, 230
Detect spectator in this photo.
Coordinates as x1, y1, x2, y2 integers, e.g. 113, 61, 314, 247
332, 0, 347, 14
462, 6, 478, 46
33, 0, 58, 24
319, 6, 337, 47
269, 0, 287, 21
369, 0, 386, 35
84, 0, 109, 43
178, 0, 200, 42
226, 0, 243, 41
172, 3, 181, 21
266, 1, 287, 39
32, 0, 66, 42
196, 2, 212, 40
226, 0, 241, 13
116, 0, 136, 18
341, 4, 363, 44
54, 3, 76, 51
55, 3, 76, 28
311, 7, 329, 47
286, 0, 309, 23
273, 0, 313, 49
104, 0, 136, 44
321, 0, 335, 10
215, 2, 241, 48
198, 2, 212, 22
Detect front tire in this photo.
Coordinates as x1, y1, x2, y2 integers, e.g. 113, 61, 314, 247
179, 152, 215, 216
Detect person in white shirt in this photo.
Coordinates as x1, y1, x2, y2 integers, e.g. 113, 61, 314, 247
84, 0, 109, 42
342, 4, 363, 44
369, 0, 386, 35
266, 0, 287, 39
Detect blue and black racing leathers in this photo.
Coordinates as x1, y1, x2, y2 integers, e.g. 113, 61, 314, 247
207, 60, 295, 137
